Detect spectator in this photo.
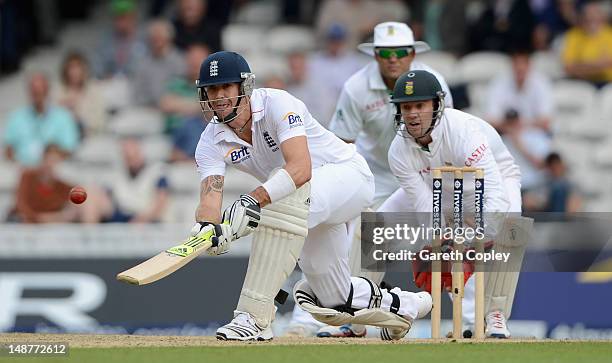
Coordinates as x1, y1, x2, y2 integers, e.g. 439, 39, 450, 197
486, 48, 554, 134
133, 19, 186, 106
562, 0, 612, 86
8, 145, 111, 223
159, 43, 209, 134
543, 152, 582, 212
93, 0, 146, 79
530, 0, 576, 50
173, 0, 221, 52
316, 0, 409, 48
502, 109, 551, 191
56, 51, 107, 136
308, 24, 367, 101
469, 0, 536, 52
413, 0, 468, 55
285, 52, 336, 127
170, 115, 207, 162
3, 72, 80, 167
105, 137, 170, 223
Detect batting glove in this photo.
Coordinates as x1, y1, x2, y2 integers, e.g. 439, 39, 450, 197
222, 194, 261, 240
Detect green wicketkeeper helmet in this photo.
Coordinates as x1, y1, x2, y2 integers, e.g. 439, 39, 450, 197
390, 70, 446, 139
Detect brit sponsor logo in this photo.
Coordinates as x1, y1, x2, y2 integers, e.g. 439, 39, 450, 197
282, 112, 304, 129
226, 146, 251, 164
465, 144, 488, 166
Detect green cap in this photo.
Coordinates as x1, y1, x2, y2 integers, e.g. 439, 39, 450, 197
390, 70, 443, 103
111, 0, 136, 15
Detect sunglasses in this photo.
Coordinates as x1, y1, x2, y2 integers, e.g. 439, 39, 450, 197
375, 47, 414, 59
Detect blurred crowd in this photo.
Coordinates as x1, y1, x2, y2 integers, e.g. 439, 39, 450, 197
2, 0, 612, 224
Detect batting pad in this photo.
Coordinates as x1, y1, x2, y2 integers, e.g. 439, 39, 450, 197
236, 182, 311, 328
293, 279, 412, 330
484, 216, 533, 318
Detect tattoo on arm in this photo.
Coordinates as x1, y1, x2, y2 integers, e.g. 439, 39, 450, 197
202, 175, 224, 197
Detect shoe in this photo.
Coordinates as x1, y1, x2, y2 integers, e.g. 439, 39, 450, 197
216, 311, 273, 341
485, 310, 510, 338
381, 291, 432, 341
316, 324, 367, 338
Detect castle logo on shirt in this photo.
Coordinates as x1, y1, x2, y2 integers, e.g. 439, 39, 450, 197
263, 131, 279, 152
282, 112, 303, 129
226, 146, 251, 164
465, 143, 488, 166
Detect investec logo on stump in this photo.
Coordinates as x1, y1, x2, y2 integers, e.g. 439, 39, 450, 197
226, 146, 251, 164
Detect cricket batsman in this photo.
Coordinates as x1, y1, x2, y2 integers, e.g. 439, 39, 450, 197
192, 51, 432, 341
286, 21, 454, 337
386, 70, 524, 338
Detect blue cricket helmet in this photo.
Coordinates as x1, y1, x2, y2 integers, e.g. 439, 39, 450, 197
196, 51, 256, 124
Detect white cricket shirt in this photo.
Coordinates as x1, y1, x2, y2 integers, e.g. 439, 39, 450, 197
195, 88, 356, 182
388, 108, 511, 213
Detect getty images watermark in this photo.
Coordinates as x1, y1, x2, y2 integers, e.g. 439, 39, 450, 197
370, 223, 510, 264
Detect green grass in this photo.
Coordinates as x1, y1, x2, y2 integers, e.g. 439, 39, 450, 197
2, 342, 611, 363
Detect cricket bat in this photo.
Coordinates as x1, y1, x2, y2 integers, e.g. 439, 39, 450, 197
116, 228, 215, 285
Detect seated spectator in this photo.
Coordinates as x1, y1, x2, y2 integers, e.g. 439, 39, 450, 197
133, 19, 186, 107
159, 43, 209, 134
7, 145, 111, 223
105, 137, 170, 223
468, 0, 535, 52
543, 152, 582, 212
486, 48, 554, 134
530, 0, 576, 50
93, 0, 146, 79
3, 72, 80, 167
562, 0, 612, 86
308, 23, 366, 102
56, 51, 107, 136
170, 115, 207, 162
286, 52, 336, 127
502, 110, 551, 191
173, 0, 221, 52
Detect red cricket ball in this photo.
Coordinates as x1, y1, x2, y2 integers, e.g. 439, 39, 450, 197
69, 186, 87, 204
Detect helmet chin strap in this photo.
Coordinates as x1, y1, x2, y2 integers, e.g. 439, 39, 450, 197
213, 94, 244, 124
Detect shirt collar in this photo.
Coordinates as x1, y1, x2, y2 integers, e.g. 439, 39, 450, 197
367, 62, 388, 91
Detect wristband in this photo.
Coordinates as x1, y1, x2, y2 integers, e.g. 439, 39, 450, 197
262, 168, 297, 203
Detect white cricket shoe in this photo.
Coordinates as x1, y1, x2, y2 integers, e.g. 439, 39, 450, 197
216, 311, 273, 341
485, 310, 510, 338
380, 291, 432, 341
316, 324, 367, 338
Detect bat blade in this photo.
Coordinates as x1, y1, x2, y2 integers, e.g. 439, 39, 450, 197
117, 231, 214, 285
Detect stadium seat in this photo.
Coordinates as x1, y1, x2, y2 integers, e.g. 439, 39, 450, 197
466, 82, 489, 118
244, 53, 290, 83
265, 26, 316, 55
531, 51, 564, 80
167, 163, 200, 195
0, 162, 20, 193
415, 51, 459, 85
74, 135, 121, 166
457, 52, 511, 84
552, 80, 599, 138
599, 83, 612, 125
222, 25, 268, 54
232, 1, 280, 26
141, 136, 172, 163
109, 107, 164, 136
